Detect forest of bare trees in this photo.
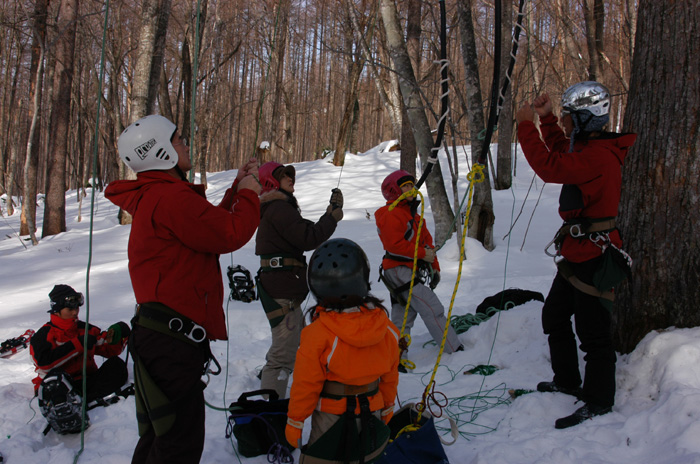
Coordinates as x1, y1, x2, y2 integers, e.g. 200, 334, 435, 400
1, 0, 636, 236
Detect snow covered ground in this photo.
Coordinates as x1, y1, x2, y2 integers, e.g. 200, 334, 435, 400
2, 144, 700, 464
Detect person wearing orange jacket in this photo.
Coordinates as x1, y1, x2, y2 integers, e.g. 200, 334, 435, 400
30, 284, 130, 434
285, 238, 399, 463
105, 114, 261, 463
375, 170, 462, 369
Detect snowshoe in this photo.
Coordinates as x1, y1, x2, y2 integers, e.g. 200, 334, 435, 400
38, 370, 89, 435
0, 329, 35, 358
87, 382, 135, 410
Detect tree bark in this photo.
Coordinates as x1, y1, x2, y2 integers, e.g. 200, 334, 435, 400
496, 0, 513, 190
457, 0, 495, 250
20, 0, 48, 243
614, 0, 700, 354
380, 0, 454, 245
583, 0, 605, 81
42, 0, 78, 238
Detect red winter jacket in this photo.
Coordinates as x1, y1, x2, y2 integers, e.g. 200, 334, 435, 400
30, 314, 125, 392
517, 113, 637, 262
375, 200, 440, 272
105, 171, 260, 340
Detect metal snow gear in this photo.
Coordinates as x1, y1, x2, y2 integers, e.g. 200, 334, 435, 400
375, 404, 449, 464
227, 264, 257, 302
38, 369, 89, 435
301, 392, 390, 464
225, 389, 293, 459
545, 217, 617, 257
134, 302, 207, 346
0, 329, 34, 358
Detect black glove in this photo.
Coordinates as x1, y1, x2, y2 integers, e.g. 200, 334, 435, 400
107, 322, 131, 345
77, 334, 97, 350
329, 188, 343, 209
429, 270, 441, 290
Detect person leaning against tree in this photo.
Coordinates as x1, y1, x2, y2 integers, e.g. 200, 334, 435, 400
515, 81, 636, 429
105, 114, 261, 464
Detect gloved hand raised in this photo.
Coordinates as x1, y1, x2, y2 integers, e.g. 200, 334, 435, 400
329, 188, 343, 209
107, 321, 131, 345
326, 203, 343, 222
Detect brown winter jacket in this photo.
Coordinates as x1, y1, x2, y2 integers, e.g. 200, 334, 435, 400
255, 190, 338, 300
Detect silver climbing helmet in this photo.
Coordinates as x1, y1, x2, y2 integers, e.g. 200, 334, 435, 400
560, 81, 611, 117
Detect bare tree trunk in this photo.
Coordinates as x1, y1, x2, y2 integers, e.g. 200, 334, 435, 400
121, 0, 172, 224
380, 0, 454, 245
268, 0, 290, 157
614, 0, 700, 354
583, 0, 605, 81
496, 0, 513, 190
42, 0, 78, 238
400, 0, 421, 166
457, 0, 495, 250
20, 0, 48, 243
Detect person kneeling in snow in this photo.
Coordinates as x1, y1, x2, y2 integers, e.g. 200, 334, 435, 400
285, 238, 400, 463
30, 284, 130, 434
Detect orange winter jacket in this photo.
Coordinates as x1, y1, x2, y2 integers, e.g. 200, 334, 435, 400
375, 200, 440, 272
287, 303, 400, 421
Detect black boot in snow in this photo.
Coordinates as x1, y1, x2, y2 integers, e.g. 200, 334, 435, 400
536, 381, 583, 400
554, 403, 612, 429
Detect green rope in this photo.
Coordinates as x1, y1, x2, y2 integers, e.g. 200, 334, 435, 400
73, 1, 111, 462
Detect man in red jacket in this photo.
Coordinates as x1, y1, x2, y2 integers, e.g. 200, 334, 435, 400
105, 115, 261, 463
516, 81, 636, 429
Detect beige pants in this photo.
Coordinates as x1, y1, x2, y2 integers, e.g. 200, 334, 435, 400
260, 298, 305, 398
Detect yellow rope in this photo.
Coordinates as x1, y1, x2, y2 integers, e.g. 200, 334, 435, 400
395, 164, 486, 438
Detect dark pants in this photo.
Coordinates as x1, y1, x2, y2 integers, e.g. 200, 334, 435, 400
130, 325, 208, 464
80, 356, 128, 403
542, 258, 616, 408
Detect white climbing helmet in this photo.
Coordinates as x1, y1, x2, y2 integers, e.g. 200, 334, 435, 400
117, 115, 179, 173
560, 81, 611, 117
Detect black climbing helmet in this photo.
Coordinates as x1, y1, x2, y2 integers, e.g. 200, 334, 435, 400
308, 238, 370, 306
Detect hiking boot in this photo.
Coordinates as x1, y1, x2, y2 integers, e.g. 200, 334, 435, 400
537, 381, 583, 400
398, 364, 408, 374
555, 403, 611, 429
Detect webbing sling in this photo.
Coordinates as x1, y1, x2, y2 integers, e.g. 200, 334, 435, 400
556, 260, 615, 302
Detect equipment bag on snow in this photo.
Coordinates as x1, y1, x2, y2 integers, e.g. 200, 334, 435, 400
225, 389, 292, 458
375, 404, 449, 464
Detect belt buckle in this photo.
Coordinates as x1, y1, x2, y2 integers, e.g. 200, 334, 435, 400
269, 257, 283, 268
569, 224, 585, 238
169, 318, 207, 343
